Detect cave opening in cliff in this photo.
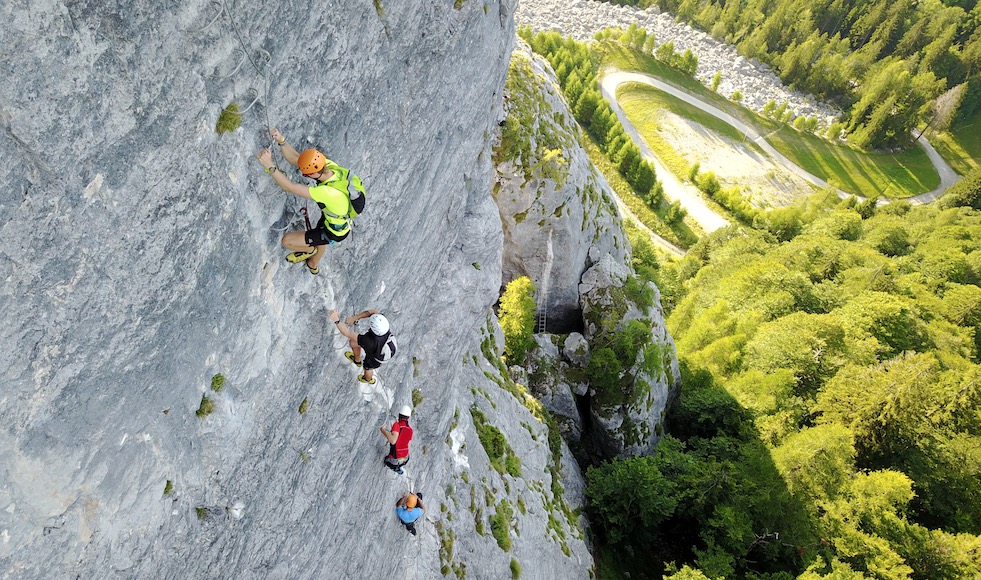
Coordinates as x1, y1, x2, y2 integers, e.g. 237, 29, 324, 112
574, 392, 592, 436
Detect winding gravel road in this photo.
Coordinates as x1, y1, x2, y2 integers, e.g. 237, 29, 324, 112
600, 70, 960, 226
599, 71, 730, 233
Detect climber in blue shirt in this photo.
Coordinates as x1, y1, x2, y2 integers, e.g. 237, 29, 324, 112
395, 492, 425, 535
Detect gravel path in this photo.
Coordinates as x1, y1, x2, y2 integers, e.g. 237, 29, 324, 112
516, 0, 841, 124
599, 72, 730, 233
603, 71, 958, 205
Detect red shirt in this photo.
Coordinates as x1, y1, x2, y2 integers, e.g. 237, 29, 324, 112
391, 419, 413, 458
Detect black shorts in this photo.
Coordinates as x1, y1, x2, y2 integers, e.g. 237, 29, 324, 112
363, 356, 383, 371
305, 216, 350, 246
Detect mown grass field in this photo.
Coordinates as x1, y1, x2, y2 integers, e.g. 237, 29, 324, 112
762, 122, 938, 198
931, 109, 981, 176
600, 43, 941, 199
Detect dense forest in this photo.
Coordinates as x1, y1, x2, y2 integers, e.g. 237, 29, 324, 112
596, 0, 981, 149
516, 14, 981, 578
586, 170, 981, 579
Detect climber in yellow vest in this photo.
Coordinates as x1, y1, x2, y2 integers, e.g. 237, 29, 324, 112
256, 128, 366, 275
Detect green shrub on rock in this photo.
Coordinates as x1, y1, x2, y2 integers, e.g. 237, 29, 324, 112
499, 276, 537, 365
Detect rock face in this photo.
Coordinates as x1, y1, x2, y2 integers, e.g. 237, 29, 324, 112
0, 1, 591, 577
493, 42, 628, 331
493, 44, 680, 460
579, 255, 680, 457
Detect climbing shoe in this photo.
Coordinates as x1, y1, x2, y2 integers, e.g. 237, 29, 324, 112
345, 352, 363, 367
396, 467, 404, 475
306, 262, 319, 276
285, 247, 318, 263
358, 373, 376, 385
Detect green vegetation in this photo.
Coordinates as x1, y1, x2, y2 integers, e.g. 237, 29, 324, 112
195, 395, 214, 418
499, 276, 536, 365
581, 130, 699, 248
210, 373, 225, 392
298, 397, 309, 414
494, 52, 573, 189
933, 108, 981, 176
518, 27, 657, 196
437, 519, 466, 578
411, 388, 423, 408
372, 0, 384, 17
766, 123, 938, 198
195, 507, 208, 520
619, 82, 746, 144
623, 220, 679, 309
598, 33, 943, 199
937, 167, 981, 210
588, 188, 981, 578
510, 558, 521, 578
475, 508, 485, 535
470, 406, 521, 477
490, 500, 514, 551
596, 41, 731, 106
617, 72, 938, 199
163, 480, 173, 496
215, 103, 241, 134
604, 0, 981, 152
517, 28, 702, 247
479, 316, 582, 542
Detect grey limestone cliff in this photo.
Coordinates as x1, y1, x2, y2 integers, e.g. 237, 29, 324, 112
492, 43, 679, 460
0, 0, 592, 578
493, 42, 629, 331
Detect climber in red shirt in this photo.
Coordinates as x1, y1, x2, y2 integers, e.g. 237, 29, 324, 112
381, 405, 413, 474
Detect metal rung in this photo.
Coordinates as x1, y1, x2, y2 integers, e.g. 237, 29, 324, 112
189, 1, 224, 34
216, 48, 247, 79
239, 88, 260, 113
254, 48, 271, 72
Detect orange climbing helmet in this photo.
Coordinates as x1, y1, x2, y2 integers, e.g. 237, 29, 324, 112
406, 494, 418, 509
298, 149, 327, 175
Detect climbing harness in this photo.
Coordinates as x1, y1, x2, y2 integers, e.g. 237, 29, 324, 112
299, 205, 313, 230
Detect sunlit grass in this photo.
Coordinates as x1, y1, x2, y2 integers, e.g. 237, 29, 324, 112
600, 43, 940, 199
931, 110, 981, 176
762, 122, 938, 198
581, 131, 700, 249
617, 83, 752, 180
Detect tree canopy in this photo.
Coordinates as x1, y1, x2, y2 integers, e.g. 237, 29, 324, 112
588, 191, 981, 578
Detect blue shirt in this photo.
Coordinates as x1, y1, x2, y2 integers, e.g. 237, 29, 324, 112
396, 506, 423, 524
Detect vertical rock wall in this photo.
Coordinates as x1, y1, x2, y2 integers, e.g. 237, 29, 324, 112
0, 1, 590, 577
493, 43, 629, 331
492, 43, 679, 460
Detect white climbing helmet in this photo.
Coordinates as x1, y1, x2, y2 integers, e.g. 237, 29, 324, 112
369, 313, 390, 335
399, 405, 412, 418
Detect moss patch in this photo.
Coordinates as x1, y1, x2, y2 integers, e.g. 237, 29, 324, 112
470, 406, 521, 477
195, 395, 214, 418
490, 500, 514, 551
215, 103, 241, 134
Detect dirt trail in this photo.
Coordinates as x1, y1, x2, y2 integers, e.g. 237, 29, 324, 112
599, 72, 730, 233
600, 70, 959, 208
